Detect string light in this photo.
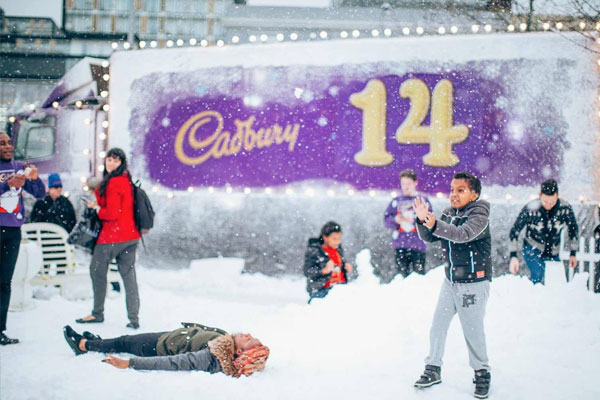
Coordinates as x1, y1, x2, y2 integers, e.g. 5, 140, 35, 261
543, 22, 550, 30
151, 185, 159, 193
507, 24, 515, 32
111, 42, 118, 49
166, 40, 174, 47
437, 27, 446, 35
244, 187, 251, 194
520, 23, 527, 31
75, 101, 83, 108
167, 192, 174, 199
264, 187, 272, 195
102, 74, 110, 81
340, 31, 348, 38
579, 21, 586, 30
176, 39, 183, 46
484, 24, 492, 32
347, 189, 355, 196
98, 151, 106, 158
84, 118, 91, 125
285, 188, 294, 195
260, 34, 268, 42
471, 25, 480, 33
232, 35, 240, 43
150, 41, 157, 48
123, 42, 131, 49
505, 194, 513, 201
416, 27, 424, 35
207, 186, 214, 193
101, 60, 109, 68
384, 28, 392, 37
390, 191, 397, 197
305, 188, 315, 196
52, 101, 59, 109
556, 22, 563, 30
187, 186, 194, 193
216, 40, 224, 47
226, 187, 233, 194
102, 104, 110, 112
402, 27, 410, 36
100, 91, 108, 98
320, 31, 328, 39
369, 190, 376, 197
97, 165, 105, 172
249, 35, 257, 43
352, 30, 360, 38
290, 33, 298, 41
189, 38, 197, 45
436, 192, 444, 198
102, 121, 109, 128
450, 26, 458, 34
200, 40, 208, 47
8, 116, 15, 123
371, 29, 379, 37
276, 33, 284, 41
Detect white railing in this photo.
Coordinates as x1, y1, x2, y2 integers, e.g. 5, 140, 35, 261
559, 236, 599, 291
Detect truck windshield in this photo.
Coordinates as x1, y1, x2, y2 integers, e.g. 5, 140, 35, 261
14, 115, 56, 160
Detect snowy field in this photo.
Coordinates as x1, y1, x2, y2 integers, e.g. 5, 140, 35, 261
1, 251, 599, 400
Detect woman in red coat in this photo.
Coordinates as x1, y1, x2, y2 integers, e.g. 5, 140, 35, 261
76, 148, 141, 329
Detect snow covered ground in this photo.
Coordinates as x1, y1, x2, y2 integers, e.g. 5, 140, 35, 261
1, 251, 599, 400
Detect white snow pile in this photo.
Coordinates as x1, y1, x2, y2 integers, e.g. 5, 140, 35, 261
1, 251, 599, 400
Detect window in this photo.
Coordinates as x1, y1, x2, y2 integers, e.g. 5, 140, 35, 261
13, 116, 56, 160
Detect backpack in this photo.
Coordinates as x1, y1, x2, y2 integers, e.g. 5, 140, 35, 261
131, 180, 155, 234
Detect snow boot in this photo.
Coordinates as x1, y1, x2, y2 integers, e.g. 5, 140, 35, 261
473, 369, 491, 399
414, 365, 442, 388
0, 332, 19, 345
63, 325, 85, 356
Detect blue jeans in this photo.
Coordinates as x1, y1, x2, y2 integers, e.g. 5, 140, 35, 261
522, 243, 559, 285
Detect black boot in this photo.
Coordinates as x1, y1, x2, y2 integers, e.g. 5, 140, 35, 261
0, 332, 19, 345
414, 365, 442, 388
473, 369, 491, 399
63, 325, 86, 356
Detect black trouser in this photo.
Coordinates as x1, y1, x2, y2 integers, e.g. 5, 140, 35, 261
0, 226, 21, 332
85, 331, 167, 357
395, 248, 426, 278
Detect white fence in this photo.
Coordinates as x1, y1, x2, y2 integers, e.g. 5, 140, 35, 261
559, 236, 599, 291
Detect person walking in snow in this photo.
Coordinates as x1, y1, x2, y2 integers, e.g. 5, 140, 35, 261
0, 131, 46, 346
384, 169, 432, 278
75, 148, 141, 329
508, 179, 578, 285
303, 221, 354, 303
412, 172, 492, 399
63, 322, 269, 377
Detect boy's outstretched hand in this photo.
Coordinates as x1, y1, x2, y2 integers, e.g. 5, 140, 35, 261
102, 354, 130, 369
413, 197, 430, 222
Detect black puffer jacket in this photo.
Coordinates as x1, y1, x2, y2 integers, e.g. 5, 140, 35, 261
509, 198, 578, 259
303, 238, 349, 296
31, 195, 77, 233
417, 200, 492, 283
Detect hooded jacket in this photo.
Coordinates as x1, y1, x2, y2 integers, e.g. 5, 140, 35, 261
416, 199, 492, 283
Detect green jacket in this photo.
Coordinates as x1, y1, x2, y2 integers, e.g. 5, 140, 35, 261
156, 323, 228, 356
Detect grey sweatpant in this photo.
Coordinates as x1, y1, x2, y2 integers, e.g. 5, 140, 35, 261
91, 240, 140, 324
425, 278, 490, 371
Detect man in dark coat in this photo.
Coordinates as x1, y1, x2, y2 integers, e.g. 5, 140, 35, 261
31, 173, 76, 233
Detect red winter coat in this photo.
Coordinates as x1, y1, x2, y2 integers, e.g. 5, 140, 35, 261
95, 174, 141, 244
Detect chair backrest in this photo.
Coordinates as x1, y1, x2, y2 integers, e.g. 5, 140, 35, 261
21, 222, 76, 275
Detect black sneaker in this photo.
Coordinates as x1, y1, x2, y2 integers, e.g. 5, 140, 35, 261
63, 325, 85, 356
414, 365, 442, 388
473, 369, 491, 399
0, 332, 19, 345
126, 322, 139, 329
82, 331, 102, 341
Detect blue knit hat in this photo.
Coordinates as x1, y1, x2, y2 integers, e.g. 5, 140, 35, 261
48, 173, 62, 188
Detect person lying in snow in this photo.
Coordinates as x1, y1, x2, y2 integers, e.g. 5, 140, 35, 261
303, 221, 355, 303
63, 322, 269, 377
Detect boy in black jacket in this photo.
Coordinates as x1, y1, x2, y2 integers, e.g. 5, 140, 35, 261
413, 172, 492, 399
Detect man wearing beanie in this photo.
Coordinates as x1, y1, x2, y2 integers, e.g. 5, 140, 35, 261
31, 173, 76, 233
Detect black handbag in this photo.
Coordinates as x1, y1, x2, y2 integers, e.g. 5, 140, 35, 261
67, 208, 102, 252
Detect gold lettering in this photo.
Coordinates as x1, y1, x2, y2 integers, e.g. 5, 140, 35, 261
175, 111, 300, 166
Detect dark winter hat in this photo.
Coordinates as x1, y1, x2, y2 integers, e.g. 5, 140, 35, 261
541, 179, 558, 196
48, 173, 62, 188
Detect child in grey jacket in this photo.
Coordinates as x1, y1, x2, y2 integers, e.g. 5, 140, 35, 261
412, 172, 492, 399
